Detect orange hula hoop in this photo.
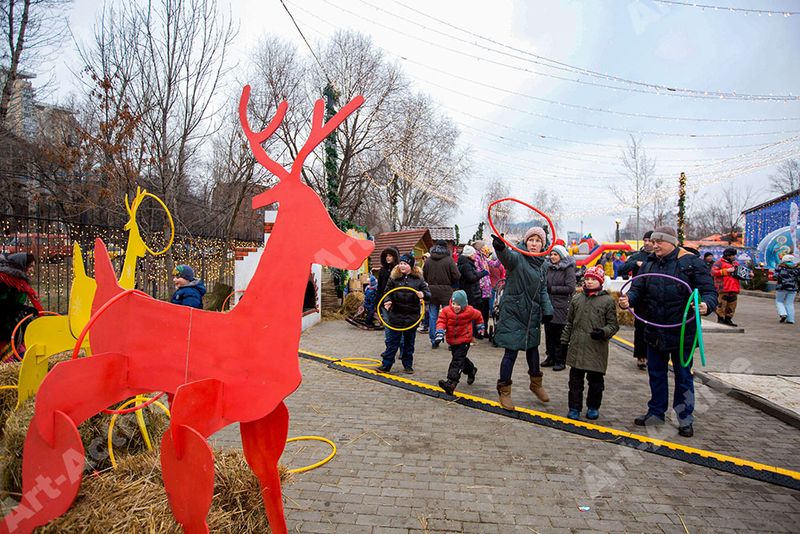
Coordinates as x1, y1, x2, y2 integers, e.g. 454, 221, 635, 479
4, 311, 60, 363
486, 198, 557, 257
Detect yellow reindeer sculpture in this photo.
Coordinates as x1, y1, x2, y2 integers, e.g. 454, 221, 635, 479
15, 188, 174, 407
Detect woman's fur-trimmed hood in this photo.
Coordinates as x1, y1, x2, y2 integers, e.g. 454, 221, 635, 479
390, 265, 423, 280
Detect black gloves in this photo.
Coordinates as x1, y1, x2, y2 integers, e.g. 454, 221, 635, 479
491, 233, 505, 252
478, 269, 489, 278
542, 314, 553, 324
590, 328, 605, 340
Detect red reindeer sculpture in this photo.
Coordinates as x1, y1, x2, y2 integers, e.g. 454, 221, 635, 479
0, 86, 373, 534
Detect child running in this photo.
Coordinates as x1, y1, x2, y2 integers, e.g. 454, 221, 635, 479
560, 265, 619, 420
435, 290, 485, 395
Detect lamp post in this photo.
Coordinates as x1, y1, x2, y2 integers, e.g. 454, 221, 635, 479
615, 219, 621, 243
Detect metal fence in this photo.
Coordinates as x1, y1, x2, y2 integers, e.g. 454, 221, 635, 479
1, 211, 261, 314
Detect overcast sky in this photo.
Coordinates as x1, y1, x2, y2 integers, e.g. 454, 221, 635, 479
52, 0, 800, 241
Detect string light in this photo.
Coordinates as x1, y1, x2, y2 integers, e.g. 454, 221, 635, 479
336, 0, 800, 101
652, 0, 799, 17
402, 57, 800, 124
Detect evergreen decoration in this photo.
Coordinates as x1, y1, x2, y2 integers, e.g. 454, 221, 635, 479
454, 224, 460, 244
678, 172, 686, 246
471, 222, 485, 242
323, 83, 341, 228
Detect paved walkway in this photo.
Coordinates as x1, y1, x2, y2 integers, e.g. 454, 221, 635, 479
613, 294, 800, 422
211, 307, 800, 533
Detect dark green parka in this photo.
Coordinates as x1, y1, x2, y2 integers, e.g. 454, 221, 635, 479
560, 290, 619, 374
493, 243, 554, 351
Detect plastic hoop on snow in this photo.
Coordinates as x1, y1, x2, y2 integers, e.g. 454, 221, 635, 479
376, 286, 426, 332
487, 198, 556, 257
285, 436, 337, 474
619, 273, 695, 328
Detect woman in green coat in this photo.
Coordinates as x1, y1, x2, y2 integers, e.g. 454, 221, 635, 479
491, 227, 554, 410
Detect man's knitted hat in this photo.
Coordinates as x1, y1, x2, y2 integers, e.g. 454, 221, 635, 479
650, 226, 678, 246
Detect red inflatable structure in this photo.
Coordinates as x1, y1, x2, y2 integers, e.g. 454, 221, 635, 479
573, 242, 633, 268
1, 87, 374, 534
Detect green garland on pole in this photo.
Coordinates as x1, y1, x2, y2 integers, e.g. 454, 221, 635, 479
323, 83, 340, 228
677, 172, 686, 246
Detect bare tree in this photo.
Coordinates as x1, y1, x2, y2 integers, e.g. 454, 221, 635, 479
708, 184, 757, 244
769, 159, 800, 195
612, 135, 657, 240
531, 186, 563, 236
481, 177, 512, 235
0, 0, 72, 123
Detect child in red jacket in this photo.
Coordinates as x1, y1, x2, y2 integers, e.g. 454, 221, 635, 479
435, 290, 485, 395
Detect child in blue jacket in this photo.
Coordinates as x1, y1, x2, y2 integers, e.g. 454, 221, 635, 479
171, 264, 206, 309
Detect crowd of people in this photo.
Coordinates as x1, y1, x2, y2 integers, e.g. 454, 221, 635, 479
365, 225, 725, 438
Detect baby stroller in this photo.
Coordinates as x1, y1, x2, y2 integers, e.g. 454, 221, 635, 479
487, 278, 506, 346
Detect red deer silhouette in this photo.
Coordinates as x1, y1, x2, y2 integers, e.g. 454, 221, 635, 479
0, 86, 373, 534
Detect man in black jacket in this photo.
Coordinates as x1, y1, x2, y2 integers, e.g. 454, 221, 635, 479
617, 230, 653, 369
423, 240, 461, 348
619, 226, 717, 438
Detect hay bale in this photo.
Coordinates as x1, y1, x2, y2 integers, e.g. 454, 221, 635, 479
35, 448, 287, 533
1, 396, 169, 495
0, 361, 21, 437
339, 291, 363, 316
608, 291, 635, 327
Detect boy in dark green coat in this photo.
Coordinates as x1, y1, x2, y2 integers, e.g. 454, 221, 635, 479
561, 265, 619, 420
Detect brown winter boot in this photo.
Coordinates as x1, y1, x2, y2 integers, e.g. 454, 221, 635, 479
497, 380, 514, 410
529, 373, 550, 403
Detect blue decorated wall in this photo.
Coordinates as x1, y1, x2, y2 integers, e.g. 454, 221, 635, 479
743, 190, 800, 250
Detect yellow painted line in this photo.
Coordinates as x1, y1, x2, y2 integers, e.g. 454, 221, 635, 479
300, 349, 800, 481
612, 335, 634, 348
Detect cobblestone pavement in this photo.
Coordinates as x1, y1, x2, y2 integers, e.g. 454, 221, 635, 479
211, 317, 800, 533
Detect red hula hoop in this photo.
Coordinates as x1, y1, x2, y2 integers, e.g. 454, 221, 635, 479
7, 311, 61, 363
487, 198, 556, 257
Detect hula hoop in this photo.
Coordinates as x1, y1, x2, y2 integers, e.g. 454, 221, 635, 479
0, 385, 17, 390
104, 392, 166, 415
107, 394, 171, 469
6, 311, 60, 363
376, 286, 426, 332
285, 436, 337, 474
679, 289, 707, 368
133, 192, 175, 256
221, 289, 245, 311
487, 198, 556, 257
619, 273, 695, 328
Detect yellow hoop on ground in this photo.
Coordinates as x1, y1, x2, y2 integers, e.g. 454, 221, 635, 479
0, 385, 17, 390
285, 436, 337, 474
132, 191, 175, 256
107, 395, 171, 469
376, 286, 426, 332
338, 357, 382, 367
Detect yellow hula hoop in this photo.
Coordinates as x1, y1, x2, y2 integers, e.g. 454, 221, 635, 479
285, 436, 337, 474
376, 286, 426, 332
107, 395, 171, 469
134, 192, 175, 256
0, 385, 17, 390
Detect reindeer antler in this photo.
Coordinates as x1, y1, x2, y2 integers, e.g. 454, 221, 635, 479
292, 95, 365, 176
239, 85, 291, 181
239, 85, 365, 182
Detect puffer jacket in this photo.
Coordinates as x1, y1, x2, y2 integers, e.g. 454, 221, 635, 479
423, 244, 460, 306
626, 247, 717, 352
376, 247, 400, 301
436, 304, 484, 346
561, 290, 619, 374
711, 258, 741, 293
546, 255, 576, 325
457, 255, 487, 307
493, 243, 554, 351
383, 265, 431, 328
618, 248, 649, 279
170, 280, 206, 309
474, 252, 492, 298
775, 264, 799, 291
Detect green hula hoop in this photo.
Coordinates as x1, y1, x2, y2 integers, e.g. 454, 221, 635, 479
679, 289, 707, 367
